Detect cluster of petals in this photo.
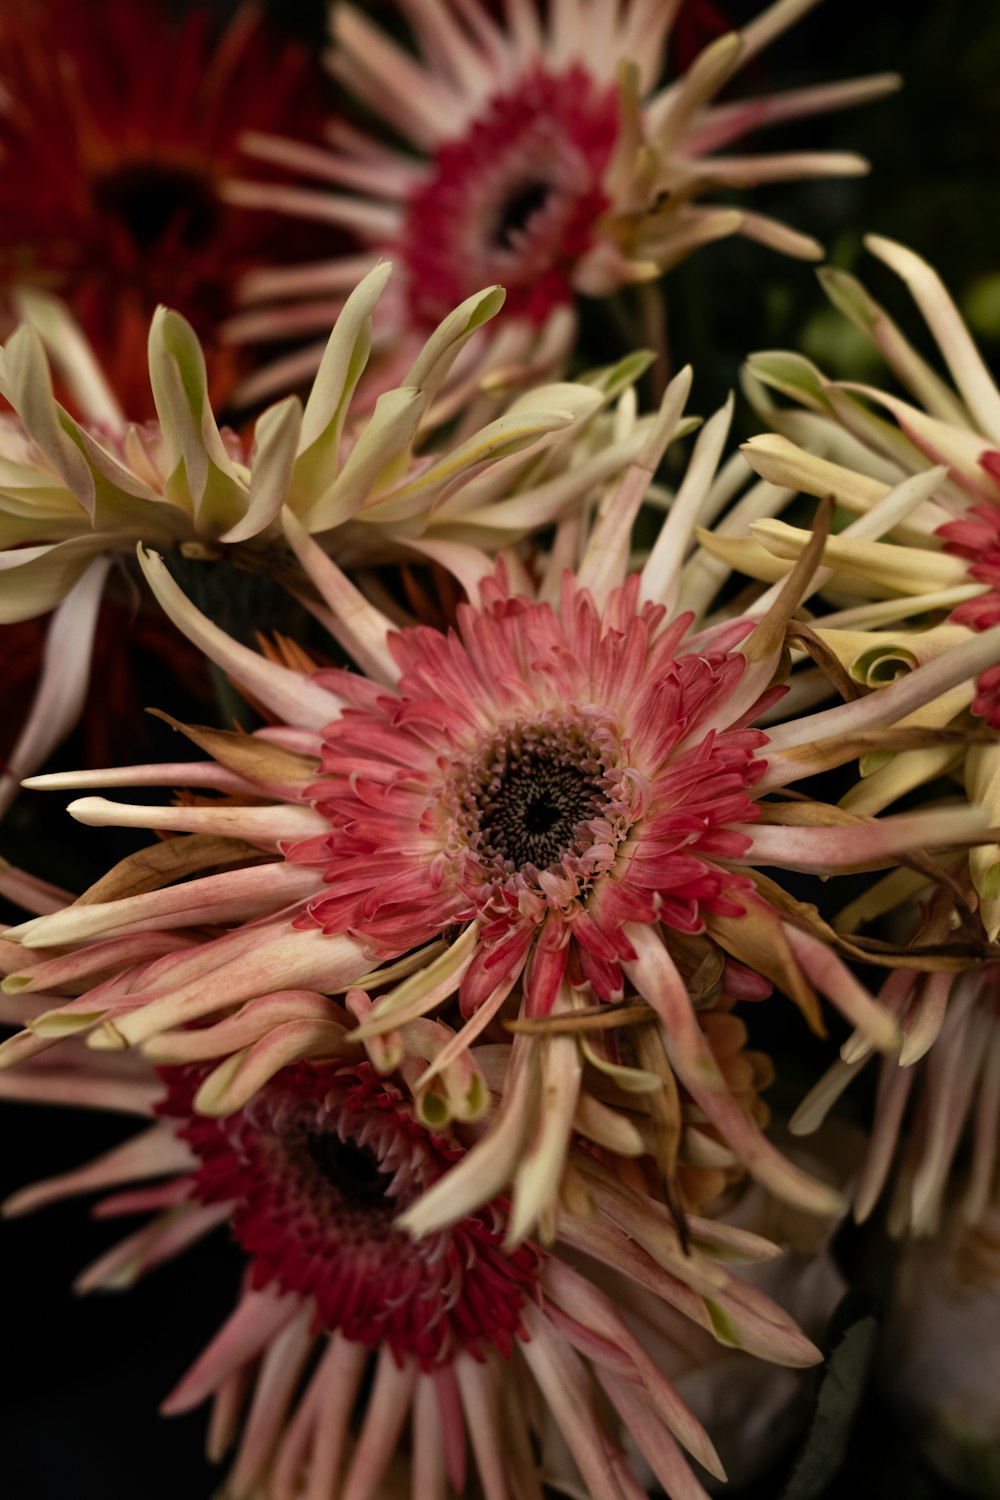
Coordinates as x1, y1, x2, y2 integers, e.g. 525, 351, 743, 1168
0, 966, 822, 1500
693, 235, 1000, 922
792, 880, 1000, 1237
226, 0, 899, 401
694, 218, 1000, 1248
6, 382, 1000, 1249
0, 263, 653, 811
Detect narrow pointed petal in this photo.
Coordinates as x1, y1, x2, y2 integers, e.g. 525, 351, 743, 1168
137, 547, 343, 729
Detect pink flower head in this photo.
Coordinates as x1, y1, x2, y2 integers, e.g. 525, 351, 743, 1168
225, 0, 898, 402
0, 998, 824, 1500
401, 65, 619, 329
163, 1058, 538, 1366
0, 0, 333, 415
291, 570, 767, 1014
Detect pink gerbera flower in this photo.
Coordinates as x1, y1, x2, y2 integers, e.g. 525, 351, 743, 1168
7, 402, 999, 1242
224, 0, 898, 402
0, 976, 822, 1500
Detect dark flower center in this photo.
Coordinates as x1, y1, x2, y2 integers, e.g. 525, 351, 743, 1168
306, 1131, 393, 1211
493, 179, 554, 249
478, 756, 606, 870
450, 716, 626, 883
400, 67, 619, 326
92, 161, 220, 252
165, 1063, 540, 1363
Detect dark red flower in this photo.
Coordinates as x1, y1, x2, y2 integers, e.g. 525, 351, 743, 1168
160, 1060, 539, 1367
0, 0, 335, 415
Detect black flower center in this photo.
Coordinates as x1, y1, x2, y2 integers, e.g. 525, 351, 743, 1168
92, 161, 220, 252
478, 754, 606, 871
306, 1131, 393, 1211
493, 179, 554, 249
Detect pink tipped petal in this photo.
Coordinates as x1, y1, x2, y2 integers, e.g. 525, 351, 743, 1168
74, 1201, 230, 1293
144, 990, 345, 1065
282, 507, 399, 684
339, 1349, 418, 1500
398, 1041, 537, 1237
545, 1258, 724, 1477
0, 860, 72, 915
228, 1303, 316, 1497
411, 1373, 449, 1500
93, 925, 368, 1049
162, 1288, 299, 1415
782, 925, 900, 1052
0, 1068, 159, 1115
518, 1305, 628, 1500
302, 1336, 369, 1500
454, 1356, 508, 1500
21, 761, 260, 793
65, 793, 325, 847
193, 1018, 354, 1116
623, 924, 843, 1215
737, 805, 989, 872
601, 1373, 714, 1500
6, 864, 320, 949
3, 1125, 193, 1218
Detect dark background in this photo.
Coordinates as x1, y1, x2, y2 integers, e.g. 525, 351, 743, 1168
2, 1, 998, 1496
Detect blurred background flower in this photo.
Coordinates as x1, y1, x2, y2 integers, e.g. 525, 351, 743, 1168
225, 0, 898, 404
0, 0, 339, 416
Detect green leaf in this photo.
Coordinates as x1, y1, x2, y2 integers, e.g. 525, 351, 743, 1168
779, 1315, 879, 1500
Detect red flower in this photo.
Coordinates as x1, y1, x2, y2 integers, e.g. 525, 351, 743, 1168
161, 1060, 539, 1366
0, 0, 334, 414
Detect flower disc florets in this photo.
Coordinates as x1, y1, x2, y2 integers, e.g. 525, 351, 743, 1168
161, 1062, 538, 1366
402, 66, 618, 327
447, 709, 636, 902
295, 576, 768, 1007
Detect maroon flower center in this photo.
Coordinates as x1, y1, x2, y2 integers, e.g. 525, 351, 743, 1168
160, 1063, 538, 1365
91, 160, 221, 255
464, 723, 617, 873
446, 712, 635, 904
400, 66, 619, 327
